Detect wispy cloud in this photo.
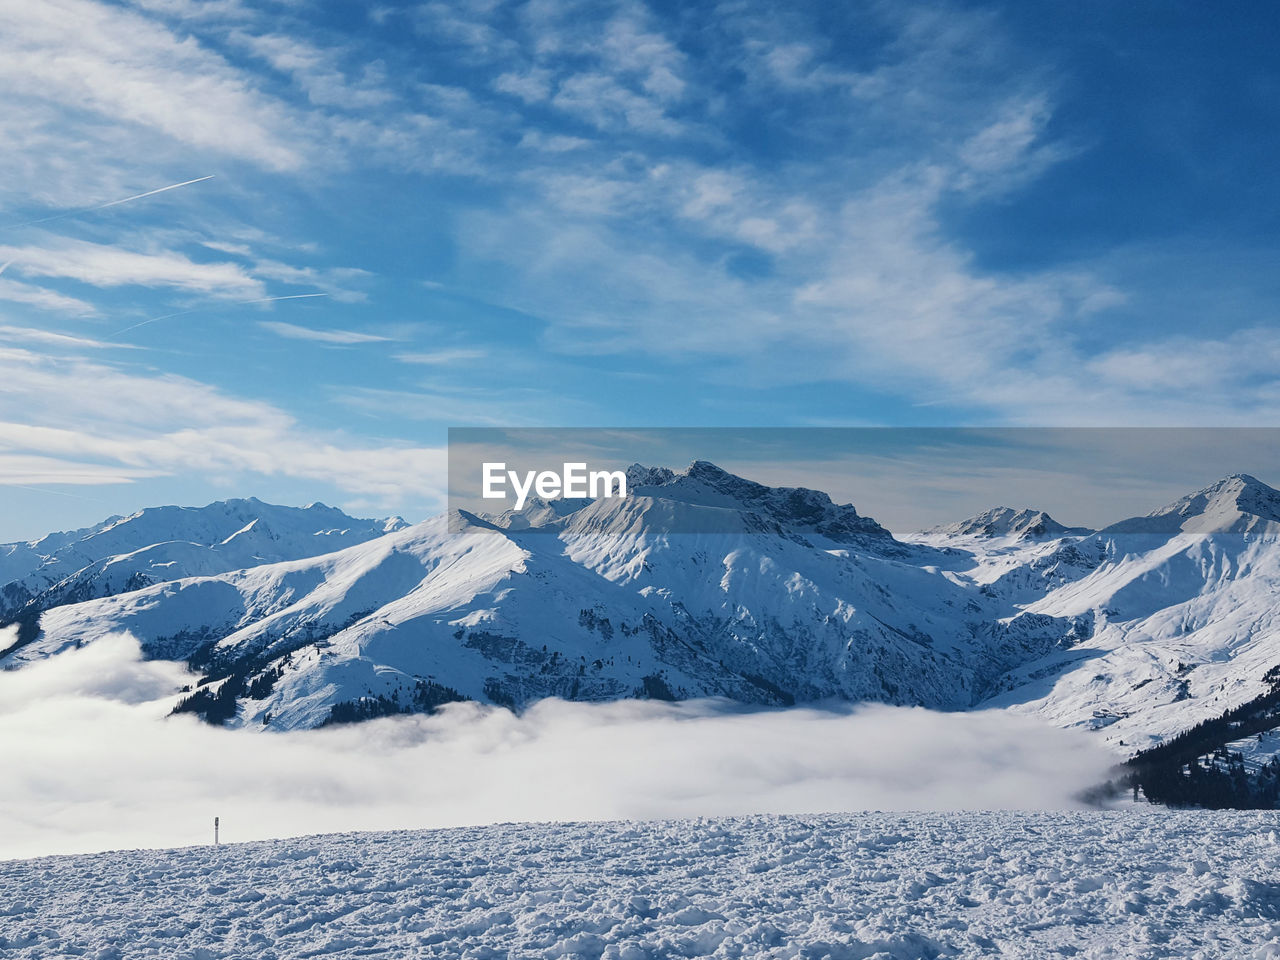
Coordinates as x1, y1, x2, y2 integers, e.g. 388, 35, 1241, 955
0, 0, 304, 173
232, 32, 395, 110
335, 382, 594, 427
409, 0, 1276, 425
393, 348, 486, 365
0, 238, 264, 297
260, 320, 391, 344
246, 259, 371, 303
0, 0, 1273, 528
0, 277, 97, 315
0, 325, 131, 350
550, 72, 684, 136
410, 3, 518, 62
110, 294, 331, 337
517, 130, 592, 152
494, 68, 553, 104
12, 175, 216, 228
0, 347, 445, 502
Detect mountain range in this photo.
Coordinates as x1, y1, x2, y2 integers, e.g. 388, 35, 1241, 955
5, 464, 1280, 801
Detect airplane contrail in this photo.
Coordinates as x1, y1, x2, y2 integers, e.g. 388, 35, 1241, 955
1, 482, 106, 503
93, 176, 216, 211
237, 294, 331, 306
9, 176, 216, 229
110, 293, 330, 337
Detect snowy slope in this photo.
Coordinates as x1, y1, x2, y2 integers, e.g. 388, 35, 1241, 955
4, 812, 1280, 959
0, 499, 406, 633
7, 464, 1083, 730
1103, 474, 1280, 535
979, 477, 1280, 758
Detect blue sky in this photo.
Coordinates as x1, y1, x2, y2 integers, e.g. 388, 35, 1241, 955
1, 0, 1278, 538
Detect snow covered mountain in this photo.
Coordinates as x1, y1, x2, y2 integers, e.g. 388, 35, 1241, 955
1101, 473, 1280, 536
6, 463, 1280, 802
0, 499, 406, 656
2, 463, 1085, 729
928, 506, 1092, 541
983, 476, 1280, 753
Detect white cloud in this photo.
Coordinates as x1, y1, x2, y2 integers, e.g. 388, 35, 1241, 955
488, 1, 694, 137
954, 95, 1071, 196
599, 7, 687, 101
259, 320, 391, 344
0, 453, 161, 486
247, 259, 371, 303
0, 238, 265, 297
459, 111, 1279, 424
958, 95, 1052, 174
412, 2, 517, 60
393, 348, 486, 364
0, 0, 495, 214
0, 278, 98, 315
0, 0, 304, 171
0, 325, 129, 350
125, 0, 256, 21
517, 130, 592, 152
0, 634, 1114, 858
336, 385, 571, 427
551, 71, 684, 136
0, 347, 445, 501
233, 32, 396, 110
494, 68, 553, 103
200, 241, 255, 257
1086, 328, 1280, 395
0, 0, 1268, 468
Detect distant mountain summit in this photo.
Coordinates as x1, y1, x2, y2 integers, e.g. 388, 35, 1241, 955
930, 506, 1092, 541
0, 499, 406, 634
1103, 474, 1280, 535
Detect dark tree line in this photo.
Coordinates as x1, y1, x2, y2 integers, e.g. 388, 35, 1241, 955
1134, 749, 1280, 809
321, 679, 467, 726
1124, 663, 1280, 808
173, 672, 245, 725
0, 609, 43, 659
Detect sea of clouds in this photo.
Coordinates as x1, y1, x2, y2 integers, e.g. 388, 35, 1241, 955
0, 632, 1115, 859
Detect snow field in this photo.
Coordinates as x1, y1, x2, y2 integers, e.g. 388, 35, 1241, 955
3, 811, 1280, 959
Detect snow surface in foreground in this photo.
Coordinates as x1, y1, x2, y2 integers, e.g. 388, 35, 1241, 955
5, 813, 1280, 959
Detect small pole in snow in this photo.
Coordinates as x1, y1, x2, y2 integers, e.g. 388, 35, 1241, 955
214, 816, 220, 846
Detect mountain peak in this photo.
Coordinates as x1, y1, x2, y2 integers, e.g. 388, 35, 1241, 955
1105, 473, 1280, 535
625, 463, 677, 487
0, 498, 411, 627
620, 460, 893, 543
930, 506, 1089, 540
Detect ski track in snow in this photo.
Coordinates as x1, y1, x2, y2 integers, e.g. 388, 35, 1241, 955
4, 812, 1280, 959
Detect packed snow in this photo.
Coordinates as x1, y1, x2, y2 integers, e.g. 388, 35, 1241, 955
5, 812, 1280, 959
